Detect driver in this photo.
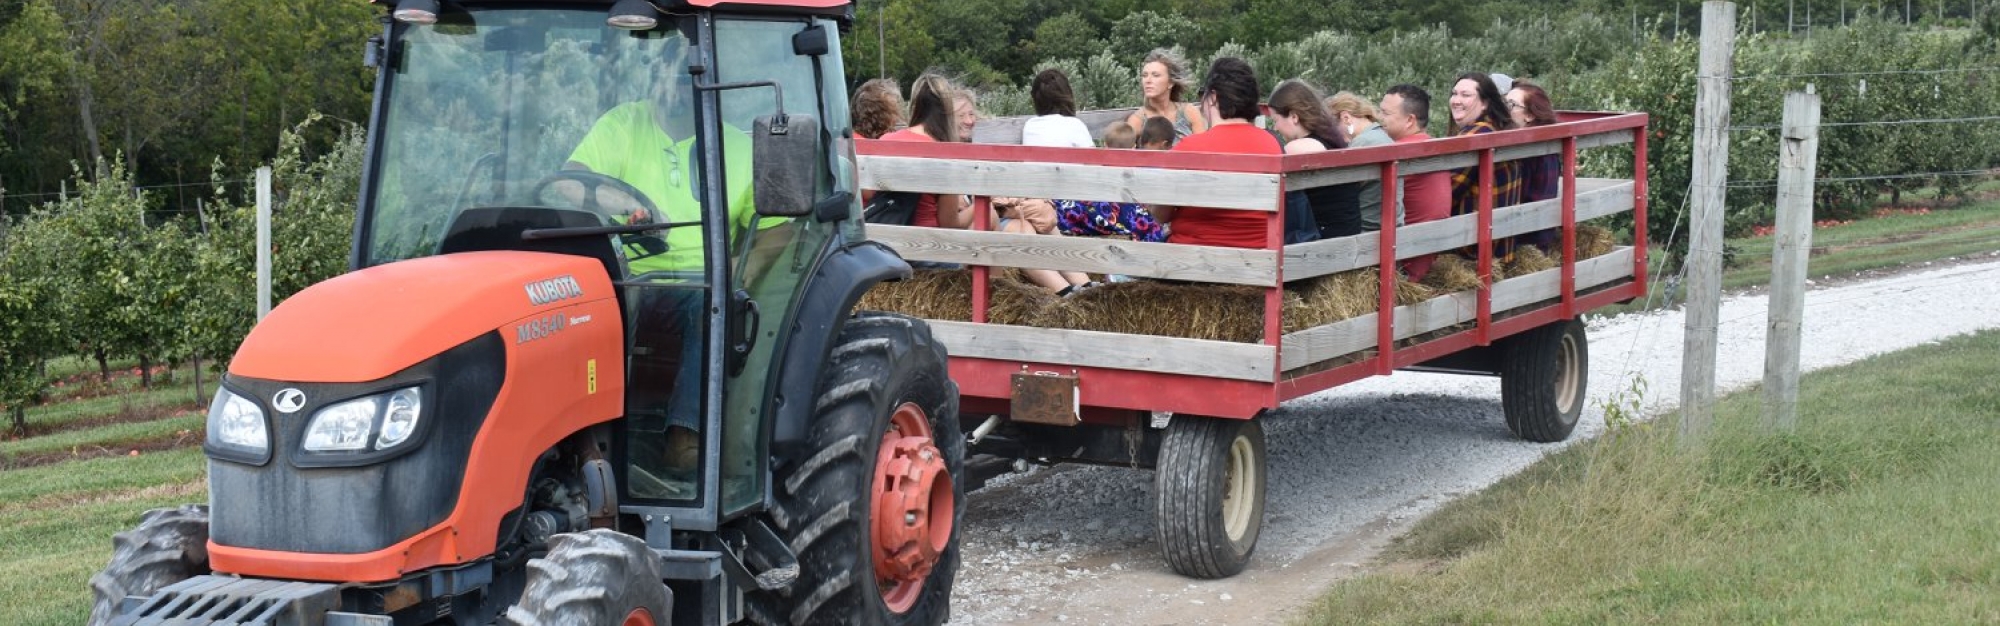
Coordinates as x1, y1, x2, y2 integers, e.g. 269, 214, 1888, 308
556, 36, 767, 479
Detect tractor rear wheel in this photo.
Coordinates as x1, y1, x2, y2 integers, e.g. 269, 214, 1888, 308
751, 313, 963, 626
500, 529, 671, 626
1501, 319, 1589, 443
88, 505, 210, 626
1155, 415, 1266, 579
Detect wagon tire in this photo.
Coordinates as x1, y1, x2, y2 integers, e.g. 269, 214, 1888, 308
1155, 415, 1265, 579
1501, 319, 1588, 443
500, 529, 671, 626
88, 505, 210, 626
749, 312, 963, 626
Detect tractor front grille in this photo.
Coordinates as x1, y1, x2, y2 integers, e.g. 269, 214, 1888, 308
111, 575, 340, 625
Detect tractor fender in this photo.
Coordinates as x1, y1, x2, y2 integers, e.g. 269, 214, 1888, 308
767, 239, 911, 462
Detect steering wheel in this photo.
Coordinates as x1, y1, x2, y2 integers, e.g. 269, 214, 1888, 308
530, 170, 671, 260
531, 170, 664, 224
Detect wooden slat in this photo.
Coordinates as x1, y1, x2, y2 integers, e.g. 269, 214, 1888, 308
1282, 231, 1381, 280
1286, 130, 1638, 188
1490, 179, 1635, 239
859, 155, 1282, 211
1279, 247, 1637, 370
1280, 314, 1376, 371
1276, 178, 1634, 281
928, 320, 1277, 382
867, 224, 1280, 286
1392, 290, 1480, 340
1390, 179, 1633, 262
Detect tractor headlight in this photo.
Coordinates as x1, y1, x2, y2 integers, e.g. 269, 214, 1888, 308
376, 387, 423, 449
303, 386, 424, 453
206, 388, 270, 461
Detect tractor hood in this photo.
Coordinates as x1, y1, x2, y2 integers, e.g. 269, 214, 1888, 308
231, 251, 618, 383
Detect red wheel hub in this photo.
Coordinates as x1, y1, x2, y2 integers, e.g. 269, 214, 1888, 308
622, 608, 656, 626
871, 402, 954, 613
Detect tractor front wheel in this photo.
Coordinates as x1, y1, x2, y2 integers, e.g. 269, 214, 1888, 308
500, 529, 671, 626
752, 313, 963, 626
88, 505, 211, 626
1155, 415, 1266, 579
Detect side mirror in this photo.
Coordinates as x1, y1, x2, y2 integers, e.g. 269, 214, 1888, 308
752, 113, 820, 217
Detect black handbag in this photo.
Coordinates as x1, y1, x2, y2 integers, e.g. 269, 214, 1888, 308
862, 191, 921, 225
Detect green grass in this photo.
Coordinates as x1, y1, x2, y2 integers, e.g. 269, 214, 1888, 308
1591, 196, 2000, 318
21, 387, 208, 435
1300, 330, 2000, 624
1723, 199, 2000, 290
0, 448, 208, 625
0, 413, 204, 465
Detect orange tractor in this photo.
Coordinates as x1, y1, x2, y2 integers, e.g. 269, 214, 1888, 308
90, 1, 962, 624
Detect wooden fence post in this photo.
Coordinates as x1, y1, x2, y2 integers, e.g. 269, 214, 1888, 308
257, 166, 273, 321
1764, 88, 1820, 431
1682, 1, 1736, 446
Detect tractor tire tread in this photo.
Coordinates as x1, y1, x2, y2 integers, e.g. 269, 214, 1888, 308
749, 312, 962, 626
88, 505, 210, 626
500, 529, 670, 626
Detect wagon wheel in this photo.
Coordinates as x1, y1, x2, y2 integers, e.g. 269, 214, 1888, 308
1155, 415, 1266, 579
1501, 319, 1589, 442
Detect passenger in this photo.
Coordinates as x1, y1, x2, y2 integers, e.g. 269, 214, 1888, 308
1153, 57, 1281, 249
999, 68, 1095, 293
1326, 91, 1396, 232
878, 74, 972, 228
1267, 79, 1356, 241
1125, 48, 1208, 141
1137, 116, 1176, 150
1102, 121, 1139, 149
953, 88, 980, 143
1021, 68, 1095, 148
1508, 81, 1562, 250
1445, 72, 1523, 219
850, 78, 903, 140
1052, 122, 1167, 244
1379, 84, 1453, 280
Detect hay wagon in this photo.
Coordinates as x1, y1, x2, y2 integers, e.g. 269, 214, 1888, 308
853, 110, 1650, 579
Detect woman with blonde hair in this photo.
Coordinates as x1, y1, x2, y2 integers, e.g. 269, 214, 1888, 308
1325, 91, 1395, 230
1125, 48, 1208, 141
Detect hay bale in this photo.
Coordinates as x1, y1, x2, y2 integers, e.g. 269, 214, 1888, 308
1420, 254, 1481, 293
1577, 224, 1616, 260
854, 268, 1053, 324
1283, 271, 1378, 332
1042, 280, 1269, 343
1396, 279, 1437, 305
856, 268, 972, 320
1504, 245, 1557, 278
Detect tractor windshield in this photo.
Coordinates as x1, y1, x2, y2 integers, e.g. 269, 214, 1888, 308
360, 8, 711, 268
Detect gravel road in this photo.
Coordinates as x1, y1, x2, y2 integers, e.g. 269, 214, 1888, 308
947, 253, 2000, 625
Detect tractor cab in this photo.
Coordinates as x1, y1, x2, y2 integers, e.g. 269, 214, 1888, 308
354, 2, 852, 524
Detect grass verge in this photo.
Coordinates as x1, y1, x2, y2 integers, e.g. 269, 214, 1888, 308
0, 447, 208, 625
1590, 196, 2000, 318
1300, 329, 2000, 624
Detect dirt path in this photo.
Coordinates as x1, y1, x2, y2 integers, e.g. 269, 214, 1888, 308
948, 253, 2000, 625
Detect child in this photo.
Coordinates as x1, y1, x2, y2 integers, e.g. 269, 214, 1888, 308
1138, 116, 1176, 150
1101, 120, 1139, 149
1053, 123, 1167, 243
